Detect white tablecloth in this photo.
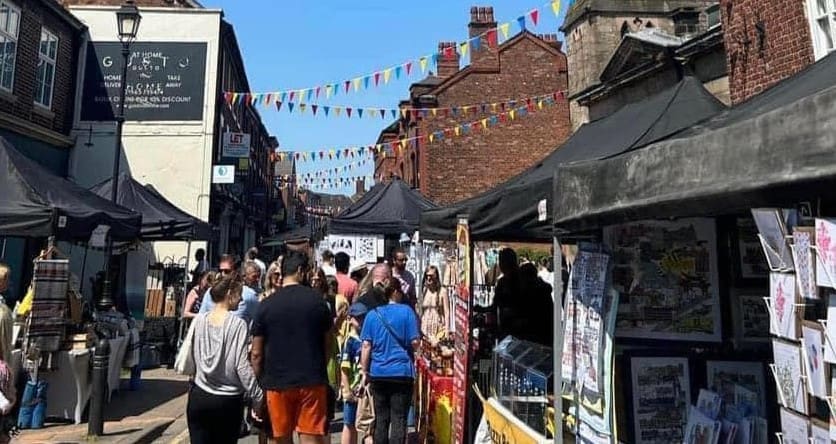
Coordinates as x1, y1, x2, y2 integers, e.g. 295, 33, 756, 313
39, 348, 91, 424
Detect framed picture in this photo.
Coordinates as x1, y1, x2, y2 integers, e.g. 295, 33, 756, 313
629, 356, 691, 444
605, 218, 721, 342
769, 272, 800, 340
734, 217, 770, 281
752, 208, 794, 271
705, 360, 766, 419
730, 290, 771, 346
779, 408, 809, 444
825, 291, 836, 364
816, 218, 836, 289
771, 339, 808, 415
792, 227, 818, 300
801, 321, 830, 399
811, 418, 829, 444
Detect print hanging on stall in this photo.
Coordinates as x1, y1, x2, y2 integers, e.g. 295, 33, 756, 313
629, 356, 691, 444
705, 360, 766, 420
731, 291, 771, 345
683, 405, 721, 444
801, 321, 829, 399
811, 419, 829, 444
769, 272, 800, 340
780, 408, 809, 444
736, 218, 770, 279
771, 339, 808, 415
604, 218, 721, 342
816, 218, 836, 289
792, 228, 818, 299
825, 292, 836, 364
751, 208, 794, 271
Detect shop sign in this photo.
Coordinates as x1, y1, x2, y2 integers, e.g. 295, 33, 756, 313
212, 165, 235, 184
453, 217, 472, 444
80, 42, 207, 121
222, 132, 251, 158
482, 398, 541, 444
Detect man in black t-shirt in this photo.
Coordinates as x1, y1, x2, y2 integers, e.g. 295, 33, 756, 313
251, 251, 333, 444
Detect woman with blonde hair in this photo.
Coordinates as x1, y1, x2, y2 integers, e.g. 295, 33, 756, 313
260, 260, 282, 301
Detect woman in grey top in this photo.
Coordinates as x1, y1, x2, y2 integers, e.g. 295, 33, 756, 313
187, 274, 263, 443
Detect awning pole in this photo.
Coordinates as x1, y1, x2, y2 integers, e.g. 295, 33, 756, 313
553, 236, 564, 444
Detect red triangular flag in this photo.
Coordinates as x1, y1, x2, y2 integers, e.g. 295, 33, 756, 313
405, 62, 413, 76
411, 110, 418, 119
530, 10, 539, 26
289, 91, 296, 102
345, 81, 351, 93
312, 105, 318, 116
347, 107, 353, 118
442, 109, 450, 118
374, 72, 381, 86
315, 86, 321, 98
486, 29, 498, 47
443, 46, 454, 59
526, 98, 532, 107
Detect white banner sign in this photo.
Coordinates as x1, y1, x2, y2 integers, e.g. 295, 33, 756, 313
212, 165, 235, 184
222, 132, 251, 158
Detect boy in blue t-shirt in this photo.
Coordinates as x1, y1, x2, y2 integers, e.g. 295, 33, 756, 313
341, 302, 368, 444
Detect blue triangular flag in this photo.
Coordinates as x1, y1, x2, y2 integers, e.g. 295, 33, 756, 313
288, 102, 295, 113
358, 108, 364, 118
431, 53, 439, 68
323, 106, 330, 117
306, 89, 313, 101
391, 109, 397, 119
471, 36, 481, 51
517, 16, 526, 31
395, 66, 402, 79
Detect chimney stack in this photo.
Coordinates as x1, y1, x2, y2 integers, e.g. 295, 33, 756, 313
538, 33, 563, 51
436, 42, 460, 79
469, 6, 499, 68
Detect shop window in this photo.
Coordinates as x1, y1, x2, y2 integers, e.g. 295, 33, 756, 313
35, 29, 58, 108
806, 0, 836, 60
0, 1, 19, 92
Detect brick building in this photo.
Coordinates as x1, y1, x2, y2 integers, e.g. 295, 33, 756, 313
374, 6, 571, 205
719, 0, 818, 105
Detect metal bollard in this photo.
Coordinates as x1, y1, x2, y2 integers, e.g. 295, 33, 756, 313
88, 339, 111, 437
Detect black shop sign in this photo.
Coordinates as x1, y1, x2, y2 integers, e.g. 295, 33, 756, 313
80, 41, 207, 121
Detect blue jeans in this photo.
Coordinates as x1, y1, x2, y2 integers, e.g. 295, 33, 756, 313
343, 401, 358, 427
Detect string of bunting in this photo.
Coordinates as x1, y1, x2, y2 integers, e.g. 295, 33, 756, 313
275, 90, 566, 162
225, 0, 562, 103
261, 90, 564, 121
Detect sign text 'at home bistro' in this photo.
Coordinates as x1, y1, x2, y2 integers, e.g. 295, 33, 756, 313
80, 42, 207, 121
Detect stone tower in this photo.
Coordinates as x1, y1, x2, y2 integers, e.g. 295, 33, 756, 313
561, 0, 715, 128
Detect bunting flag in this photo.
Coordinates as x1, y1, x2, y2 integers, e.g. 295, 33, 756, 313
273, 89, 566, 162
224, 0, 567, 102
259, 90, 564, 120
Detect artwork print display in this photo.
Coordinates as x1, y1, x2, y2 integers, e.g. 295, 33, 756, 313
779, 408, 809, 444
604, 219, 721, 342
682, 406, 720, 444
751, 208, 794, 271
811, 419, 829, 444
801, 321, 829, 399
630, 356, 691, 444
705, 360, 766, 420
771, 339, 808, 415
792, 228, 817, 300
731, 292, 770, 344
816, 218, 836, 289
769, 272, 799, 340
736, 218, 770, 279
826, 292, 836, 364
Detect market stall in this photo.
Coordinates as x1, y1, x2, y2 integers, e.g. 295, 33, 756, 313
0, 137, 143, 425
418, 76, 727, 444
551, 52, 836, 443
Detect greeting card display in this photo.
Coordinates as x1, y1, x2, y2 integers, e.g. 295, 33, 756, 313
791, 228, 817, 300
826, 292, 836, 364
705, 361, 766, 420
801, 321, 829, 399
683, 406, 721, 444
751, 209, 794, 271
695, 389, 722, 420
630, 356, 691, 444
815, 218, 836, 289
769, 272, 799, 340
811, 419, 829, 444
771, 339, 808, 415
730, 291, 770, 345
779, 408, 809, 444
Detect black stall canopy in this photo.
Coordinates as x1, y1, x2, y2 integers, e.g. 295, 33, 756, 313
553, 52, 836, 232
0, 137, 141, 239
330, 178, 436, 235
419, 75, 726, 241
90, 173, 213, 241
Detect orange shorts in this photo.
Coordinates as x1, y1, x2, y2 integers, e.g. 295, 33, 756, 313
265, 385, 328, 438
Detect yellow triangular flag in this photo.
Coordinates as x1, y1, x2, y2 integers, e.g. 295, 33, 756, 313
325, 85, 332, 99
538, 100, 544, 110
401, 109, 408, 119
491, 103, 498, 112
353, 78, 362, 92
419, 57, 428, 73
384, 68, 392, 84
481, 118, 488, 127
429, 133, 435, 143
431, 108, 437, 117
460, 42, 469, 58
499, 23, 510, 40
232, 93, 239, 104
400, 140, 407, 150
454, 126, 461, 136
298, 89, 306, 103
335, 107, 342, 117
300, 103, 307, 113
509, 109, 516, 120
551, 0, 560, 17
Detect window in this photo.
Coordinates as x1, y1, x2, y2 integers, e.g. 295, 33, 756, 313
35, 29, 58, 108
807, 0, 836, 60
0, 1, 19, 92
706, 5, 721, 28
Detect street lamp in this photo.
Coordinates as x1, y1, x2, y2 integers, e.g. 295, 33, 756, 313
98, 0, 141, 311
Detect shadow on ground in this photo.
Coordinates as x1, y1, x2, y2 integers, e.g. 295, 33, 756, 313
103, 377, 189, 421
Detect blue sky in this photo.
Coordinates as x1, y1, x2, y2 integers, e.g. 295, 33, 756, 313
204, 0, 569, 195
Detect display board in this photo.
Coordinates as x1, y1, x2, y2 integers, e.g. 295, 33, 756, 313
318, 234, 383, 264
452, 218, 471, 444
